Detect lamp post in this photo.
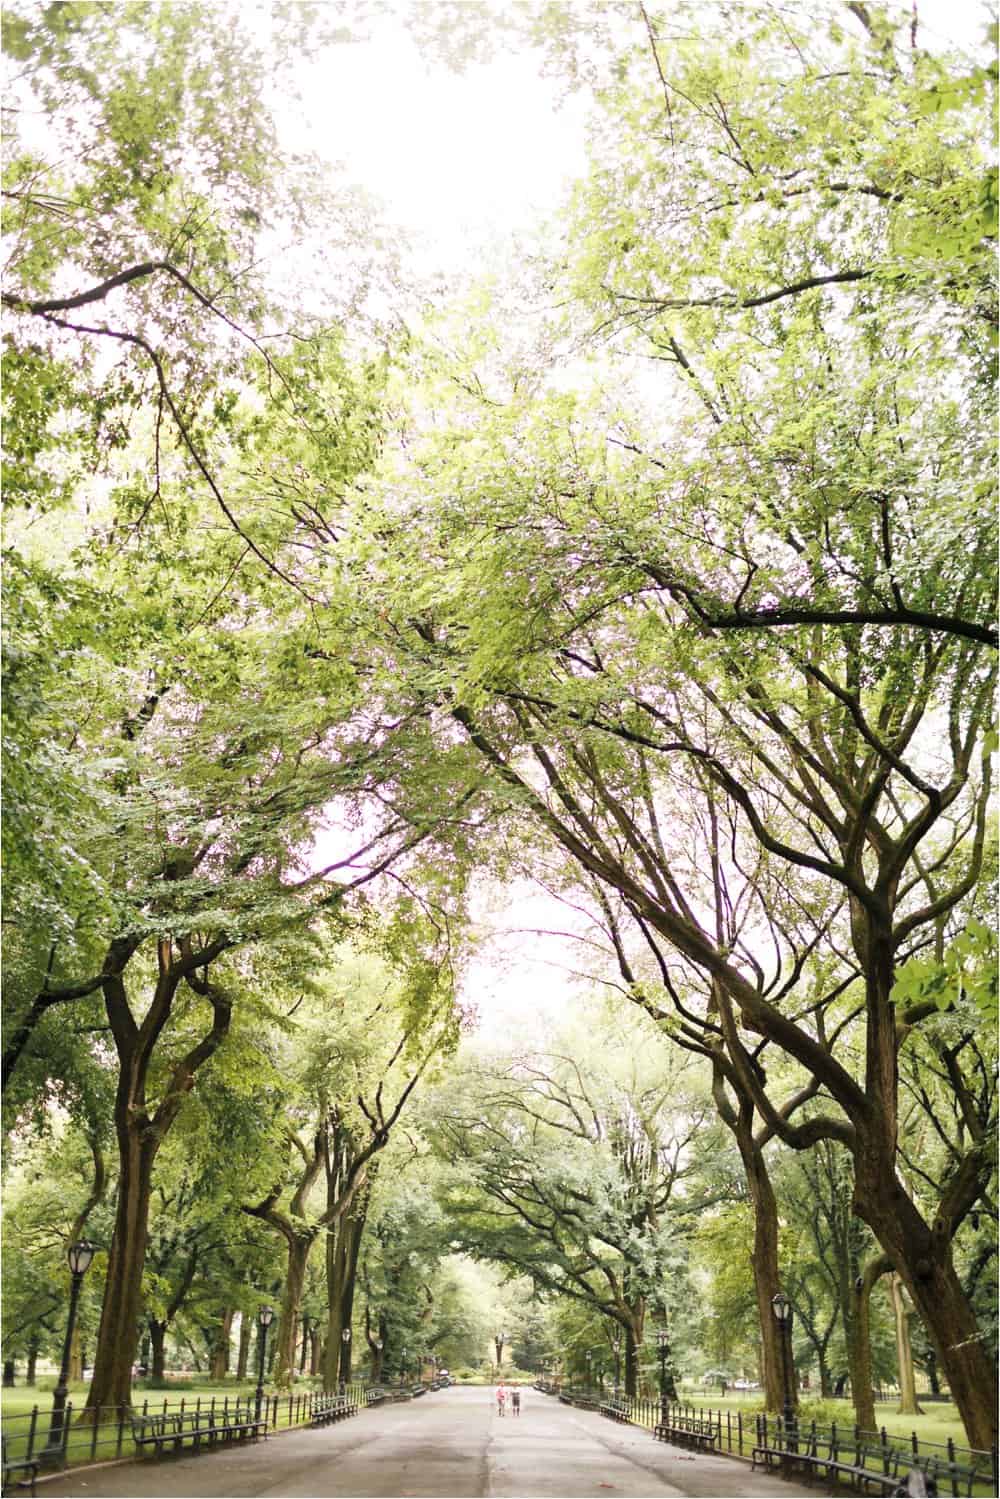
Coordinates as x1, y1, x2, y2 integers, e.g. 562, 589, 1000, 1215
255, 1305, 274, 1422
373, 1336, 383, 1382
612, 1334, 621, 1398
42, 1239, 95, 1464
340, 1326, 351, 1390
771, 1292, 796, 1455
585, 1349, 593, 1394
401, 1345, 407, 1387
494, 1328, 506, 1373
656, 1329, 670, 1421
926, 1347, 937, 1397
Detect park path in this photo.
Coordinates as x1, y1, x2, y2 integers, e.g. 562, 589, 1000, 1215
37, 1386, 835, 1498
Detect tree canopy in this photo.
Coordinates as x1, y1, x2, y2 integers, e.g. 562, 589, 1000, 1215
3, 0, 995, 1453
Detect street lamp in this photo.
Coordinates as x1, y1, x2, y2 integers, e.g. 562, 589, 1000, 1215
42, 1239, 95, 1464
612, 1334, 621, 1397
494, 1328, 506, 1370
585, 1349, 593, 1393
401, 1345, 407, 1386
255, 1305, 275, 1421
656, 1329, 671, 1417
771, 1292, 796, 1454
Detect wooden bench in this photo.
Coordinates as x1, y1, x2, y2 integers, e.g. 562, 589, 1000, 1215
654, 1415, 718, 1451
1, 1435, 39, 1497
600, 1401, 630, 1423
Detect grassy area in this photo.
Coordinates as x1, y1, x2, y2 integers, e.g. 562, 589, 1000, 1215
2, 1379, 267, 1418
665, 1388, 971, 1453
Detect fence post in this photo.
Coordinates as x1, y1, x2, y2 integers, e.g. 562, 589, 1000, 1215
88, 1402, 99, 1460
26, 1405, 39, 1462
737, 1409, 742, 1458
116, 1403, 126, 1457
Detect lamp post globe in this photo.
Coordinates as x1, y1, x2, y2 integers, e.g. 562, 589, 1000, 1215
612, 1335, 621, 1396
41, 1240, 96, 1464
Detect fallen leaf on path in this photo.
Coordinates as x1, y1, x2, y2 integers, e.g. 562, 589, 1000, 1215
599, 1484, 616, 1489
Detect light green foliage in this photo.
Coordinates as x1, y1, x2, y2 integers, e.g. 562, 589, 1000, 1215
892, 920, 998, 1023
428, 1005, 707, 1339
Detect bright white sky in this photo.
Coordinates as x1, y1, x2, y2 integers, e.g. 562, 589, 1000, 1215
295, 0, 991, 1039
277, 19, 590, 277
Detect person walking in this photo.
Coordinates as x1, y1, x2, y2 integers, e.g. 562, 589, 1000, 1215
511, 1386, 521, 1417
496, 1381, 506, 1417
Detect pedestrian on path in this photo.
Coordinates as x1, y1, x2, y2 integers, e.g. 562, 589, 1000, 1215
496, 1381, 506, 1416
511, 1387, 521, 1416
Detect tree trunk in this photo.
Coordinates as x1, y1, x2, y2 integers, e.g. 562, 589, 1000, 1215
273, 1233, 313, 1387
68, 1320, 83, 1382
237, 1314, 251, 1380
889, 1274, 924, 1417
3, 1361, 15, 1387
854, 1144, 997, 1447
849, 1251, 889, 1432
336, 1206, 367, 1385
818, 1353, 832, 1399
149, 1320, 167, 1381
83, 952, 230, 1420
323, 1218, 346, 1391
83, 1107, 158, 1415
209, 1308, 234, 1380
737, 1129, 786, 1413
26, 1336, 39, 1385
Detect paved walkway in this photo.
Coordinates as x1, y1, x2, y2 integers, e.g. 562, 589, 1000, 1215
38, 1387, 835, 1498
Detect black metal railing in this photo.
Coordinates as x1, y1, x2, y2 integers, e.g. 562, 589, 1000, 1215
1, 1381, 372, 1473
543, 1388, 995, 1499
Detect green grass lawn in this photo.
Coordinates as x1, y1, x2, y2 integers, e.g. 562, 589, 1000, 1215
2, 1379, 265, 1418
631, 1387, 972, 1454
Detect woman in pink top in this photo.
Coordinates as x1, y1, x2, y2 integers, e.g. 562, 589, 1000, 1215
496, 1381, 506, 1416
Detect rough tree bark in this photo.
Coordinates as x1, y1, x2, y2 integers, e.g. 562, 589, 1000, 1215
83, 940, 231, 1417
889, 1274, 924, 1416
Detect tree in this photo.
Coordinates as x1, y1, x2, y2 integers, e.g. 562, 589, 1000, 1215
244, 943, 460, 1388
431, 1011, 704, 1396
345, 27, 996, 1424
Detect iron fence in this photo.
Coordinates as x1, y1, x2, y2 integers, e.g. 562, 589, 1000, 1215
1, 1381, 370, 1473
533, 1383, 998, 1499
